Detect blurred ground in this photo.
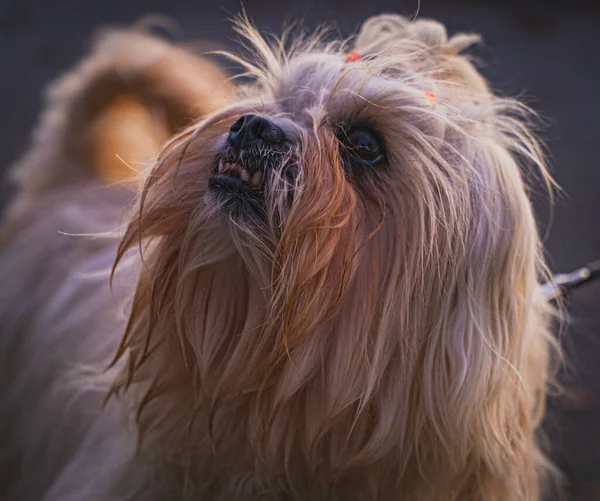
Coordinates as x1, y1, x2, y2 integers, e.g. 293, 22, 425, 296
1, 0, 600, 499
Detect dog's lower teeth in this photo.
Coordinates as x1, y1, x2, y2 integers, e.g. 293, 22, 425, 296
217, 160, 261, 186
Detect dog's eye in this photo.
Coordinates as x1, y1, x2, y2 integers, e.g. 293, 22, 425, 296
339, 126, 385, 167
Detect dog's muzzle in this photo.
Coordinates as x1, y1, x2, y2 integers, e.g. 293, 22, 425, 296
210, 114, 289, 194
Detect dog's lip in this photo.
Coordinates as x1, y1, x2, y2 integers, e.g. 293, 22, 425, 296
216, 159, 264, 187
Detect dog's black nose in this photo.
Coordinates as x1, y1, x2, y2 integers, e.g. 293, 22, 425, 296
227, 114, 284, 148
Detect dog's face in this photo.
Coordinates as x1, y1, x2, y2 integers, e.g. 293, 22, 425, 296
114, 15, 554, 499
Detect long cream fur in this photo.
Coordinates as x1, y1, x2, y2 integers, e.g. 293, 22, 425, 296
0, 14, 559, 501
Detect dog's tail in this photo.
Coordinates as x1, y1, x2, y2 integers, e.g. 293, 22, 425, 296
7, 26, 233, 207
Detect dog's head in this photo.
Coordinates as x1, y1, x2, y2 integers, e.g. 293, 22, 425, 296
113, 15, 557, 500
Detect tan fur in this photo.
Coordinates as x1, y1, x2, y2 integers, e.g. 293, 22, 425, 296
0, 15, 559, 501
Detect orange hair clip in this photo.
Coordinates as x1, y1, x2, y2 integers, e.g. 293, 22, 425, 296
345, 50, 361, 63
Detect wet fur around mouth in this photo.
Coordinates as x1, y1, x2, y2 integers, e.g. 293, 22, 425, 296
208, 145, 294, 217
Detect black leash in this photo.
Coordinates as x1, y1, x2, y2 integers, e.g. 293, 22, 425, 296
541, 259, 600, 300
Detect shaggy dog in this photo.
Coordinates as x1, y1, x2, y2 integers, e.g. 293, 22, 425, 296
0, 14, 558, 501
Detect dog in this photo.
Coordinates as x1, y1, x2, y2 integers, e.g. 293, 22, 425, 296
0, 14, 559, 501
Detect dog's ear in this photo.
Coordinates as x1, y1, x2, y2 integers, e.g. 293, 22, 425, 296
354, 14, 488, 94
8, 27, 234, 207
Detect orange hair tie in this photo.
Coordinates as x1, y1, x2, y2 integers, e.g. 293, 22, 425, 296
345, 50, 361, 63
425, 91, 438, 104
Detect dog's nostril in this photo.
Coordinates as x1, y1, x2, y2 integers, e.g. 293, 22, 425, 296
247, 115, 284, 145
229, 116, 246, 134
255, 119, 284, 144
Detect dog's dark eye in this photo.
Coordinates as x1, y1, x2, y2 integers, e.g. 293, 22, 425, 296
339, 126, 385, 167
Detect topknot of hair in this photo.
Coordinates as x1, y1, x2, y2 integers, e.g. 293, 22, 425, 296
354, 14, 481, 57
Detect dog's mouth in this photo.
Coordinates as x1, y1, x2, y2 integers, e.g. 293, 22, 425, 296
214, 158, 264, 189
208, 144, 296, 206
207, 142, 298, 220
209, 148, 269, 197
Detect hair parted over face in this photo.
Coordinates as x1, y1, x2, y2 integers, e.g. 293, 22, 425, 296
110, 14, 558, 501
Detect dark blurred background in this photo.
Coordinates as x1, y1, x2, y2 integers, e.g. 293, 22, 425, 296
1, 0, 599, 499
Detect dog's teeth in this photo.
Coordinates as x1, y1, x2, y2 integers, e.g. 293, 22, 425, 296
218, 161, 225, 173
251, 172, 263, 186
240, 170, 250, 182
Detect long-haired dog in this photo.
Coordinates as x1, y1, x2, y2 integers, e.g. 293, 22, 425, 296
0, 14, 558, 501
